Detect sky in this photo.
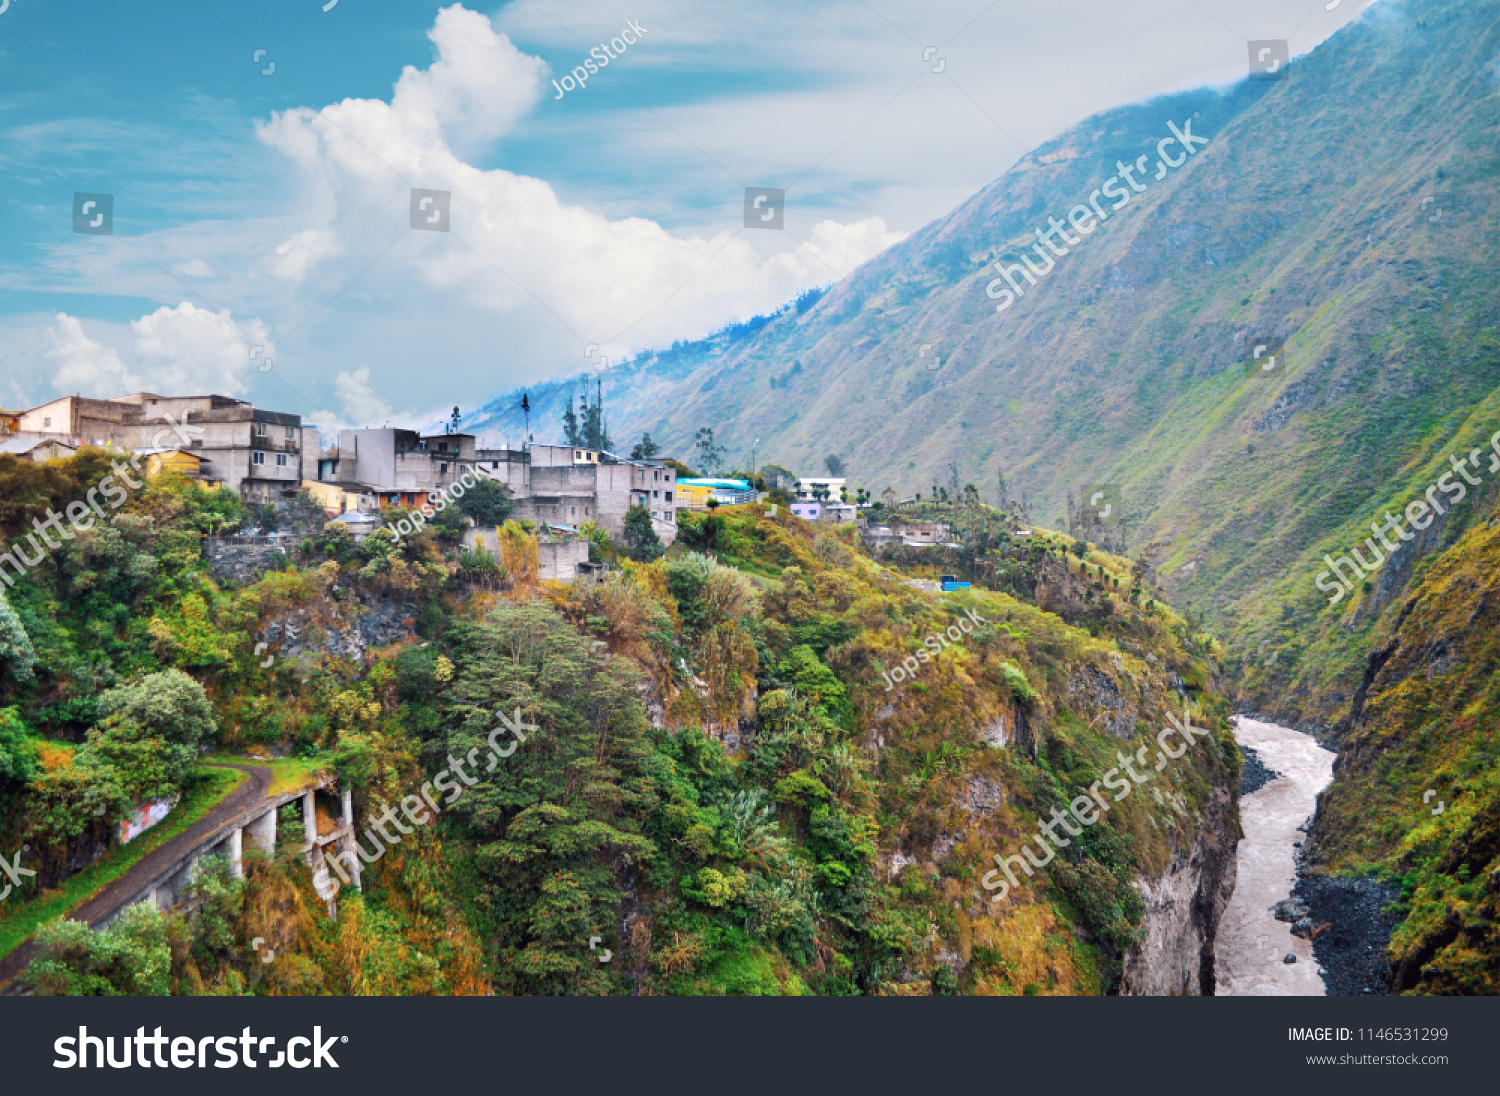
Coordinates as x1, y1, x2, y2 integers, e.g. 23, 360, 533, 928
0, 0, 1377, 437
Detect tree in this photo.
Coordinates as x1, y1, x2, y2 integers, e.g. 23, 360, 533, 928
580, 379, 611, 451
0, 706, 36, 785
760, 464, 796, 493
0, 589, 36, 686
564, 382, 612, 451
439, 601, 659, 995
23, 903, 171, 996
621, 504, 664, 562
824, 454, 845, 478
693, 428, 724, 476
630, 434, 660, 460
93, 669, 217, 793
458, 478, 513, 526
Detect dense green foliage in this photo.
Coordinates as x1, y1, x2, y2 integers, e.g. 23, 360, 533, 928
1, 449, 1231, 996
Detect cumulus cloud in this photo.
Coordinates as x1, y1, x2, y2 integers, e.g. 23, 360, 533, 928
335, 367, 393, 426
255, 4, 905, 364
43, 304, 271, 399
46, 314, 136, 394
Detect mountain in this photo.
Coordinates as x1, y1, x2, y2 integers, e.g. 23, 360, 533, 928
1307, 512, 1500, 994
472, 0, 1500, 730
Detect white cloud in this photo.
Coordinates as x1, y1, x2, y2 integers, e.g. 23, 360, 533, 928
271, 229, 342, 283
334, 367, 393, 427
389, 4, 549, 153
42, 304, 271, 399
173, 259, 214, 278
46, 314, 136, 394
131, 303, 271, 397
254, 4, 906, 364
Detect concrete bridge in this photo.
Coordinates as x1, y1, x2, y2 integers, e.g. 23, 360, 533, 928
0, 762, 360, 989
103, 769, 362, 925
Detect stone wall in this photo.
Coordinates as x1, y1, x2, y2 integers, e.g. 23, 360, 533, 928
204, 536, 288, 584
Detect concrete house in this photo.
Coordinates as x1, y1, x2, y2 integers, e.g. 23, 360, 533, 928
473, 443, 677, 545
16, 392, 314, 502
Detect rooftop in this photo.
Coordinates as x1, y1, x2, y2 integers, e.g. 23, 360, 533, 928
679, 478, 751, 489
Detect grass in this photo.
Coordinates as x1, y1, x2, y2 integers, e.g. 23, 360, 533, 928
0, 765, 248, 961
208, 754, 328, 796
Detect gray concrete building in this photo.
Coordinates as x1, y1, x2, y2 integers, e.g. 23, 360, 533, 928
15, 392, 311, 502
472, 443, 676, 544
321, 428, 478, 494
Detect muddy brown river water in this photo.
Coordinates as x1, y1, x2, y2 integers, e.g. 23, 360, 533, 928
1215, 716, 1336, 996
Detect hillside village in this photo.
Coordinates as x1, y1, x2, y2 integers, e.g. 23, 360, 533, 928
2, 390, 972, 582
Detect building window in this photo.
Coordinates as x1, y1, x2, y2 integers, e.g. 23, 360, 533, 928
440, 463, 448, 473
252, 451, 265, 466
43, 417, 51, 428
285, 426, 295, 439
653, 490, 659, 499
276, 453, 287, 467
492, 461, 500, 469
255, 422, 268, 437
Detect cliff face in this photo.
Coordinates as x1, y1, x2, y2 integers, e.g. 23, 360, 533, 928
1121, 780, 1238, 996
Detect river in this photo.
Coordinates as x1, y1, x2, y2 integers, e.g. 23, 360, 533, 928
1215, 716, 1336, 996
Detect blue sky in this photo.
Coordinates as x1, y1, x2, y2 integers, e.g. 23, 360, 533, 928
0, 0, 1375, 437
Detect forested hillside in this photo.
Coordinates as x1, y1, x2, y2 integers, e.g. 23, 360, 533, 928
0, 455, 1236, 995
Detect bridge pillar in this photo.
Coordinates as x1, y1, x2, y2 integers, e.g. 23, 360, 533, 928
247, 808, 276, 856
340, 786, 362, 893
227, 826, 244, 879
302, 790, 317, 865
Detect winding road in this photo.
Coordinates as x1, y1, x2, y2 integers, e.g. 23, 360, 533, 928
0, 762, 271, 991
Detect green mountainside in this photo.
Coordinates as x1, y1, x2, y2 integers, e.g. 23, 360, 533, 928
474, 0, 1500, 731
1309, 511, 1500, 994
0, 460, 1236, 995
465, 0, 1500, 993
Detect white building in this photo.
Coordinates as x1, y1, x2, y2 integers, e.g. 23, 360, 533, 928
796, 477, 846, 503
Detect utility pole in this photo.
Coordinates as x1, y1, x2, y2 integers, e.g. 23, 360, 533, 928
751, 438, 759, 475
521, 393, 530, 450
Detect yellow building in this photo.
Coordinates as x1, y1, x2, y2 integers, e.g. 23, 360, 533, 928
674, 482, 715, 511
134, 448, 208, 481
302, 478, 376, 515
